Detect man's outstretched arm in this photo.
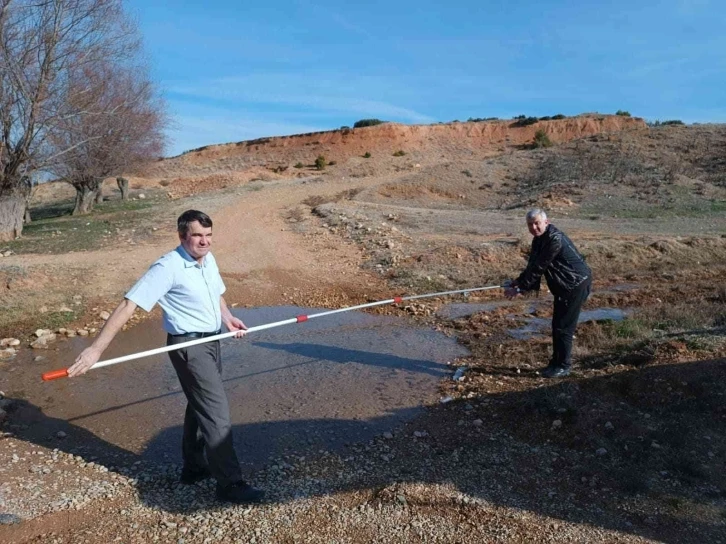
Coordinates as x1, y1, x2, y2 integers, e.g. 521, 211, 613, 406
67, 298, 138, 377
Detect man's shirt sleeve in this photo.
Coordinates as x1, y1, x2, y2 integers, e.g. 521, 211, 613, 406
517, 233, 562, 291
125, 261, 174, 312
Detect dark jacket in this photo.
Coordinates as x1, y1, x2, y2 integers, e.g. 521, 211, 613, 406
515, 224, 591, 297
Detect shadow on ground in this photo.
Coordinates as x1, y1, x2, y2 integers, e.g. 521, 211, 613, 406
4, 358, 725, 543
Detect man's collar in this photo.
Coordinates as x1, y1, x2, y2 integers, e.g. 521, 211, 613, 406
176, 245, 206, 268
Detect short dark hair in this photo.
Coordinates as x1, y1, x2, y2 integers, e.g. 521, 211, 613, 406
177, 210, 213, 237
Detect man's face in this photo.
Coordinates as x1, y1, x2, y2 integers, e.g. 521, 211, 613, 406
527, 215, 549, 237
179, 221, 212, 261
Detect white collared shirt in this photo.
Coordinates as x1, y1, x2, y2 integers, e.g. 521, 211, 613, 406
125, 245, 226, 334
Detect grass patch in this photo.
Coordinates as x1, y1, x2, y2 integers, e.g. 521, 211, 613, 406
37, 310, 79, 331
8, 197, 159, 255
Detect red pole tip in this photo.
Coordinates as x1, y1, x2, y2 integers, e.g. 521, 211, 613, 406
42, 369, 69, 381
296, 315, 309, 323
393, 297, 403, 304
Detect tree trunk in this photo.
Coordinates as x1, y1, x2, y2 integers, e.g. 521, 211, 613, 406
117, 177, 129, 200
94, 186, 104, 204
0, 183, 31, 241
24, 207, 32, 224
73, 185, 97, 215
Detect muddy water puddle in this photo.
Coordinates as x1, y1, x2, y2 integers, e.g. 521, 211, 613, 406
436, 300, 628, 340
1, 306, 468, 469
507, 308, 630, 340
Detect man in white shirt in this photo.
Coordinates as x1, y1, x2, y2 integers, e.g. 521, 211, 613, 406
68, 210, 264, 504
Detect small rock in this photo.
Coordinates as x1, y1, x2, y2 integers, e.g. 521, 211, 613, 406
0, 513, 21, 525
596, 448, 608, 456
138, 193, 146, 199
34, 329, 51, 338
473, 419, 483, 427
1, 338, 20, 347
99, 311, 111, 320
57, 431, 67, 439
0, 348, 16, 360
31, 334, 57, 349
604, 421, 614, 430
552, 420, 563, 429
77, 329, 89, 337
34, 356, 45, 362
58, 305, 73, 313
413, 431, 428, 438
382, 432, 393, 440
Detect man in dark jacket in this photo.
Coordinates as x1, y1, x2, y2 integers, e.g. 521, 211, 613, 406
505, 209, 592, 378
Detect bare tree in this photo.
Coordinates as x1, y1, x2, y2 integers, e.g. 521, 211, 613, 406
49, 61, 166, 214
116, 176, 129, 200
0, 0, 139, 240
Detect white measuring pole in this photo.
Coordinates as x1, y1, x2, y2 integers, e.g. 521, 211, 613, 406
42, 284, 501, 381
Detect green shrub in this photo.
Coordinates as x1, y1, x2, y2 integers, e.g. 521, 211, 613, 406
648, 120, 684, 127
461, 170, 473, 177
314, 155, 327, 170
533, 129, 553, 148
616, 110, 631, 116
294, 162, 304, 169
328, 160, 336, 166
467, 117, 499, 122
552, 114, 566, 120
512, 116, 538, 127
392, 150, 406, 157
363, 152, 371, 158
340, 125, 350, 130
353, 119, 385, 128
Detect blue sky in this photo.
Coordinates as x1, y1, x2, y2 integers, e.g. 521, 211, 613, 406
126, 0, 726, 156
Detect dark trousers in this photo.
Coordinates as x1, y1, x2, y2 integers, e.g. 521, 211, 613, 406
551, 279, 592, 369
167, 336, 242, 487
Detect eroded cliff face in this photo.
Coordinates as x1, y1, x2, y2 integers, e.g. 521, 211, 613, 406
165, 115, 646, 164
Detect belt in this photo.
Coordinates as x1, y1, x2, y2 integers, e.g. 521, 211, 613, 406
170, 329, 221, 339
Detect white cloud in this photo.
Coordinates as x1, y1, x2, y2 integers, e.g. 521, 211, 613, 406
168, 72, 436, 124
167, 113, 326, 156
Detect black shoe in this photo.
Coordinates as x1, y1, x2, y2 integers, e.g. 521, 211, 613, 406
216, 481, 265, 504
540, 365, 571, 378
180, 466, 211, 485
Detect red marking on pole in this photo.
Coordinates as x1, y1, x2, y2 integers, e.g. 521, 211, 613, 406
393, 297, 403, 304
42, 369, 69, 381
296, 315, 309, 323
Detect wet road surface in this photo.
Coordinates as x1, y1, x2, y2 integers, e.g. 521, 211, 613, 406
1, 306, 468, 469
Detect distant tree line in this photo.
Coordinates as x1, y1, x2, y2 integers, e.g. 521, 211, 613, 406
647, 120, 685, 127
0, 0, 167, 240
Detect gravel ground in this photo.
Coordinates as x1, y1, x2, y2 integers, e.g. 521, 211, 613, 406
2, 388, 723, 544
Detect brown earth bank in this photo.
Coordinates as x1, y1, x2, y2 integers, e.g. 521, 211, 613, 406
1, 119, 725, 543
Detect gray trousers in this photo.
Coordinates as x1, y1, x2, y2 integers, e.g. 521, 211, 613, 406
167, 335, 242, 487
